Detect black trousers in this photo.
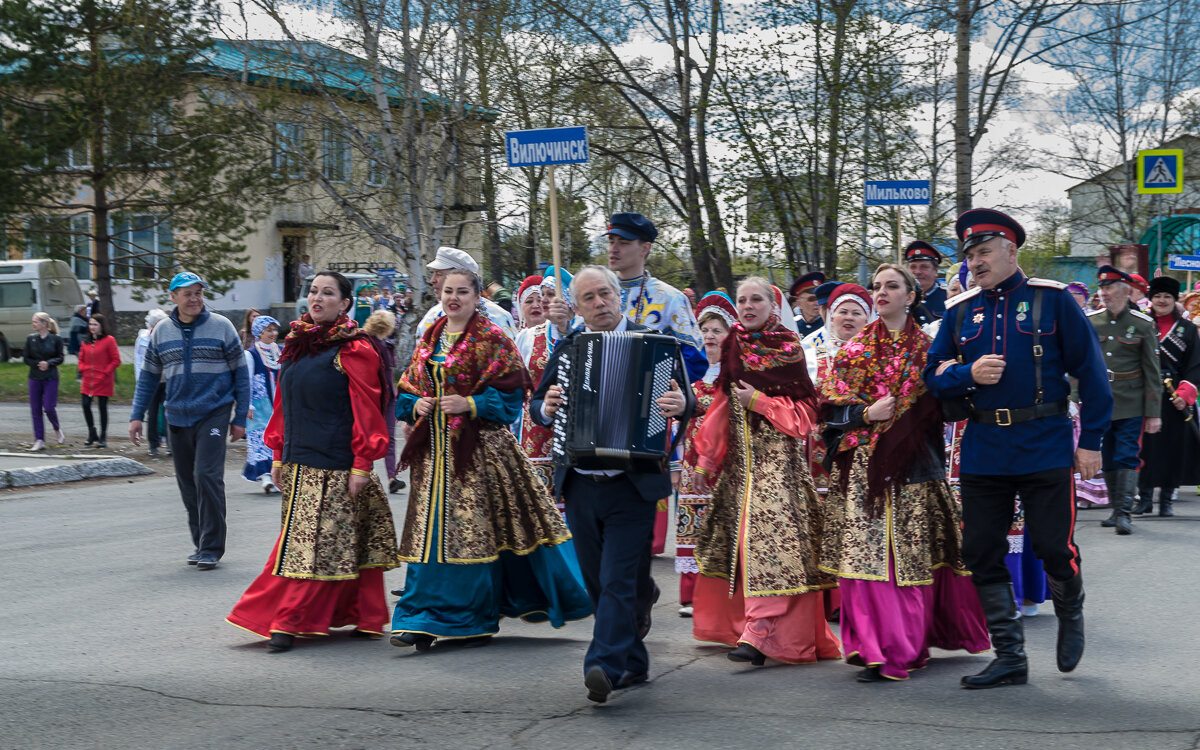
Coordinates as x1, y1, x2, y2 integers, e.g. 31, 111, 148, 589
168, 407, 230, 559
960, 467, 1081, 585
562, 471, 655, 683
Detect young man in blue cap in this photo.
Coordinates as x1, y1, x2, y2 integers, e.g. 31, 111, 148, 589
130, 272, 249, 571
1088, 265, 1162, 534
603, 212, 705, 380
788, 271, 826, 337
924, 209, 1112, 688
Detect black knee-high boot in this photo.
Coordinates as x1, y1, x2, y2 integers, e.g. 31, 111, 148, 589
1047, 574, 1085, 672
1159, 487, 1176, 517
962, 583, 1028, 689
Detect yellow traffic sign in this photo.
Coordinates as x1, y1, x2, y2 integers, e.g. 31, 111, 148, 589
1137, 149, 1184, 194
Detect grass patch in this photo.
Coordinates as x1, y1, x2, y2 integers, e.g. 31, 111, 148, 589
0, 362, 137, 403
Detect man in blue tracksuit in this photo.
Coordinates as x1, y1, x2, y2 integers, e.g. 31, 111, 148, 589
130, 272, 249, 570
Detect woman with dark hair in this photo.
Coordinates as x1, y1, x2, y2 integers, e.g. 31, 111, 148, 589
25, 312, 66, 451
1136, 275, 1200, 517
690, 276, 840, 667
389, 268, 590, 651
819, 263, 987, 682
79, 313, 120, 448
227, 271, 400, 653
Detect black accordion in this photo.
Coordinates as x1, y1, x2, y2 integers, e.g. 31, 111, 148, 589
552, 331, 695, 473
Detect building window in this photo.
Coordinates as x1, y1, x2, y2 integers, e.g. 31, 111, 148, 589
273, 122, 305, 178
366, 135, 387, 186
23, 215, 91, 279
323, 126, 350, 182
111, 215, 173, 281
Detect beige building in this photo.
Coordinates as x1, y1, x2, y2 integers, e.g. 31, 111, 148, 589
13, 39, 485, 318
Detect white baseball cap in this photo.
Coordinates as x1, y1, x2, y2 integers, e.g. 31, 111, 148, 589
426, 246, 479, 273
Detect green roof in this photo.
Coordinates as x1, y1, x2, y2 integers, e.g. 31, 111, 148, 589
191, 39, 493, 119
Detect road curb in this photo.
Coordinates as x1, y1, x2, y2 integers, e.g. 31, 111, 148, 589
0, 452, 154, 488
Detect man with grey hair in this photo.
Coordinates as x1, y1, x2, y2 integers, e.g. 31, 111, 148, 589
925, 209, 1111, 689
417, 246, 517, 339
532, 264, 688, 704
1088, 265, 1161, 535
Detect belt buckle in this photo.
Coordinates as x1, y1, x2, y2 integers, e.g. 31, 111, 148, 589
1107, 369, 1115, 382
995, 408, 1012, 427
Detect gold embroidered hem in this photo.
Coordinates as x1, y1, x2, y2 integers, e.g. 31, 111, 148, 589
273, 463, 401, 580
819, 450, 969, 585
694, 396, 834, 597
397, 423, 572, 564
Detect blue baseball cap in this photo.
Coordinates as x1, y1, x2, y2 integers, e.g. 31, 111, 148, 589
603, 212, 658, 242
169, 271, 208, 291
814, 280, 843, 307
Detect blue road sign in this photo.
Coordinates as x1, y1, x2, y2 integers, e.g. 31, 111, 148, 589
864, 180, 932, 206
1168, 254, 1200, 271
506, 126, 589, 168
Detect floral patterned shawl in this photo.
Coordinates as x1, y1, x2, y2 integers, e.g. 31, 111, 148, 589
280, 313, 365, 363
716, 314, 818, 428
398, 310, 531, 476
821, 315, 943, 515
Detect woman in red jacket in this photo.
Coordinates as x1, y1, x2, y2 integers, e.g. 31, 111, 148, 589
79, 313, 120, 448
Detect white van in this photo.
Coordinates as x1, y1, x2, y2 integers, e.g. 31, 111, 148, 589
0, 259, 86, 360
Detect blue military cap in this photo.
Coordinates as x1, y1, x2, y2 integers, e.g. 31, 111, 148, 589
904, 240, 943, 264
789, 271, 826, 298
956, 208, 1026, 250
604, 212, 658, 242
814, 280, 843, 306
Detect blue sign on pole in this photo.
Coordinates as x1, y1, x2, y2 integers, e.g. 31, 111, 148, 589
506, 126, 589, 168
864, 180, 932, 206
1168, 254, 1200, 271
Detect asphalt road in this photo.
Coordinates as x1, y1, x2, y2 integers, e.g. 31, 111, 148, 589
2, 461, 1199, 749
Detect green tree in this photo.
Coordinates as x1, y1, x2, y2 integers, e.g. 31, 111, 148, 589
0, 0, 283, 317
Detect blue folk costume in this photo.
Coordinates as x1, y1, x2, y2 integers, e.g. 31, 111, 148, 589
391, 309, 591, 646
242, 316, 281, 484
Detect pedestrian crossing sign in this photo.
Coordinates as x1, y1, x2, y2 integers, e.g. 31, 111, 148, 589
1137, 149, 1184, 194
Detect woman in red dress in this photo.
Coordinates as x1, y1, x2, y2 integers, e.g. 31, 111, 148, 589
227, 271, 399, 652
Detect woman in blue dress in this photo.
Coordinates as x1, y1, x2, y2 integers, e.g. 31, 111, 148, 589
243, 315, 281, 492
390, 268, 591, 650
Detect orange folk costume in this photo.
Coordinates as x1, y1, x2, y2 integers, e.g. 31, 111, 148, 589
691, 315, 840, 664
227, 314, 400, 641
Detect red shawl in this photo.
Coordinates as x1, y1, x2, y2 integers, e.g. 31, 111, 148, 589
398, 311, 531, 476
716, 315, 818, 428
821, 315, 943, 516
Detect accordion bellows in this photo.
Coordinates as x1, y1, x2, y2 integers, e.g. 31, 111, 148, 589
553, 331, 694, 473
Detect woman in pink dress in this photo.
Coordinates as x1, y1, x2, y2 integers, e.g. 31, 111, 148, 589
819, 263, 988, 682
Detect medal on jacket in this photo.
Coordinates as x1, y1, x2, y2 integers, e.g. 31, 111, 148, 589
972, 312, 984, 324
1126, 325, 1136, 337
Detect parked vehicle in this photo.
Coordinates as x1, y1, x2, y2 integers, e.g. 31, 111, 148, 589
294, 261, 407, 317
0, 260, 86, 360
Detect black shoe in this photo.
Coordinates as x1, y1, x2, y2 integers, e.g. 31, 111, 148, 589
389, 632, 435, 651
84, 435, 97, 447
148, 445, 160, 457
267, 633, 294, 652
637, 580, 660, 640
97, 440, 107, 449
585, 666, 614, 703
1114, 514, 1133, 535
616, 671, 649, 689
186, 553, 201, 566
195, 555, 218, 570
389, 478, 406, 493
855, 666, 884, 682
1100, 513, 1117, 528
1131, 491, 1153, 515
727, 643, 767, 666
348, 629, 381, 640
390, 588, 405, 597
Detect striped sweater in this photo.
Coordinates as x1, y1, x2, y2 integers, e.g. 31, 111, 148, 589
130, 308, 250, 428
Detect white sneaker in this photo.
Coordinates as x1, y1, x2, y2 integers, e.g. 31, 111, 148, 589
1020, 603, 1040, 617
678, 605, 693, 617
30, 439, 46, 452
55, 428, 66, 444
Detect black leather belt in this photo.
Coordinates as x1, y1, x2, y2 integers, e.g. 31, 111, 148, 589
970, 400, 1069, 426
573, 471, 624, 483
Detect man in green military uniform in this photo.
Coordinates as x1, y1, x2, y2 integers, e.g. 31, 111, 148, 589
1087, 265, 1161, 534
